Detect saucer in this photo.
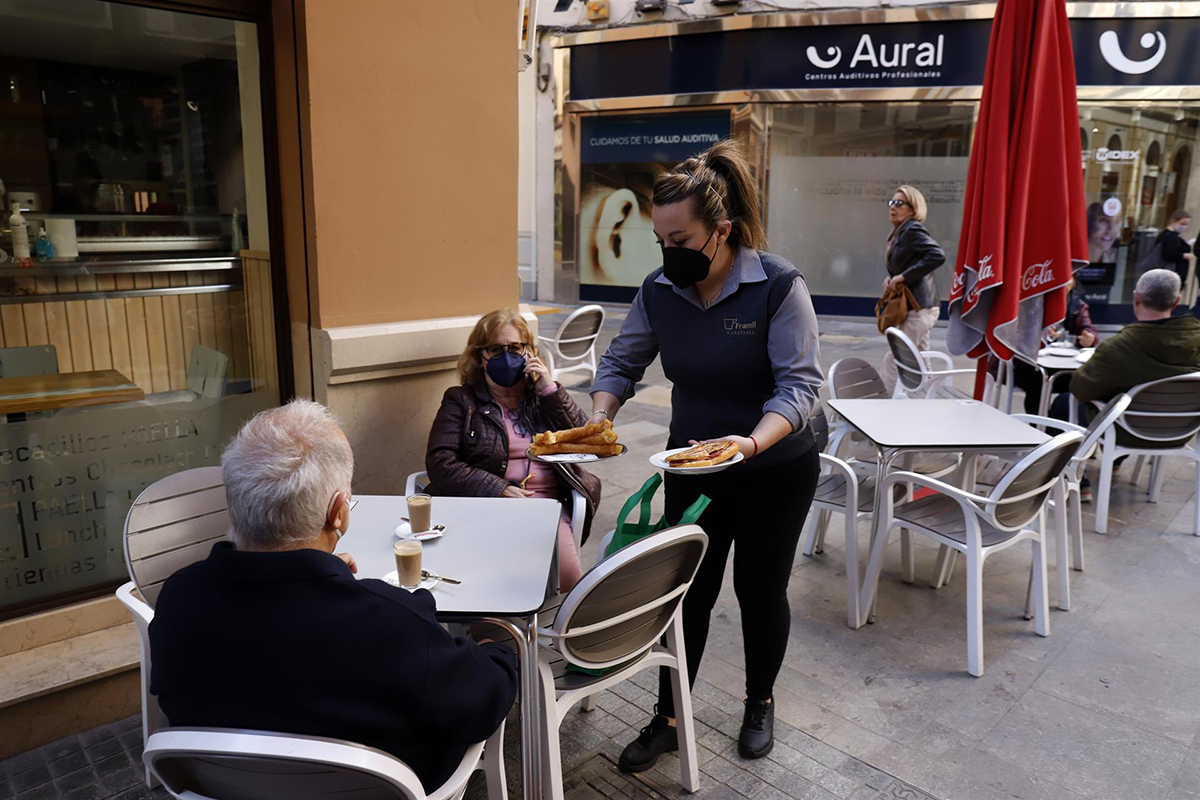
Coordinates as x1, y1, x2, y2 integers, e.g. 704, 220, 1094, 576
381, 570, 440, 592
395, 520, 445, 541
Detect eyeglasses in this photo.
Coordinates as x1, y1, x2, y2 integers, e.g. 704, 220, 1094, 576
887, 199, 910, 209
483, 342, 530, 359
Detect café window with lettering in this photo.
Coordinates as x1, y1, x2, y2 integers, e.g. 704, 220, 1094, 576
1076, 105, 1200, 317
0, 1, 283, 618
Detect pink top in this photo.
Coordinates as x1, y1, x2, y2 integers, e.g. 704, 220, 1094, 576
499, 390, 560, 498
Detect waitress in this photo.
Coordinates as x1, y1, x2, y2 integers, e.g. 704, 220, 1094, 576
589, 140, 822, 768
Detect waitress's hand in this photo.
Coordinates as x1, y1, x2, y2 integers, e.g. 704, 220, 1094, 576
524, 355, 554, 393
689, 435, 757, 460
502, 485, 535, 499
587, 411, 610, 427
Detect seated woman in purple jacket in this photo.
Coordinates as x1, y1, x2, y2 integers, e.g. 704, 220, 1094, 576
426, 308, 601, 591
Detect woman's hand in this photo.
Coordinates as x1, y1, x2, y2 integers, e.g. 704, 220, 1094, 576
689, 435, 757, 460
888, 275, 905, 287
502, 485, 535, 499
1077, 330, 1097, 348
524, 355, 554, 393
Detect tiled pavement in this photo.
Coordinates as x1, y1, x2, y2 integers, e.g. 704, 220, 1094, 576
6, 313, 1200, 800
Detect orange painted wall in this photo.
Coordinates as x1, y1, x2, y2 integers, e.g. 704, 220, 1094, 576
299, 0, 518, 328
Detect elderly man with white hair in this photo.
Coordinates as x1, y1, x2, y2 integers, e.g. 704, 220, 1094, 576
1067, 268, 1200, 448
149, 399, 518, 793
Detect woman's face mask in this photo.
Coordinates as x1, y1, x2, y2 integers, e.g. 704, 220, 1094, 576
661, 229, 716, 289
485, 350, 527, 387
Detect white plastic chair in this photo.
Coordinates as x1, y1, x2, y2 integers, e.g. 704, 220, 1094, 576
860, 430, 1083, 676
800, 407, 901, 628
821, 361, 960, 589
885, 327, 976, 399
537, 305, 605, 383
535, 525, 708, 800
407, 470, 587, 552
144, 725, 506, 800
958, 396, 1131, 612
1093, 372, 1200, 535
115, 467, 230, 789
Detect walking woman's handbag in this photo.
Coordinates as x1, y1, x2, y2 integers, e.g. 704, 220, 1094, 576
875, 281, 919, 334
604, 473, 711, 557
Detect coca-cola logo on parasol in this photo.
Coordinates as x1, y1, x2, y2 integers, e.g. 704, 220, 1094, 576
1022, 260, 1057, 292
1098, 30, 1167, 75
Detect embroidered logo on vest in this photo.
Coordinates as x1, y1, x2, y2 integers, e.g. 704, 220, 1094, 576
724, 318, 758, 335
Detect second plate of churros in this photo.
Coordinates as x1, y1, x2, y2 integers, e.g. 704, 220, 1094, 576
527, 419, 626, 463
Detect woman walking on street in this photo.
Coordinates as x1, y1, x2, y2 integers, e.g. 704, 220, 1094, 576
589, 140, 823, 767
880, 185, 946, 395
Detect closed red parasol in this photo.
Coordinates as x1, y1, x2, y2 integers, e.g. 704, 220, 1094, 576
946, 0, 1088, 375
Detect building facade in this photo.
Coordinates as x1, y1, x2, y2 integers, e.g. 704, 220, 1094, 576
528, 0, 1200, 324
0, 0, 519, 754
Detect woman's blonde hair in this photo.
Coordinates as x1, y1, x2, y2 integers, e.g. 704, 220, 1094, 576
895, 185, 928, 222
458, 308, 540, 386
652, 139, 767, 250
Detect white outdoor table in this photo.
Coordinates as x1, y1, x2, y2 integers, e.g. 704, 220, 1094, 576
339, 494, 561, 800
1034, 348, 1092, 423
827, 399, 1050, 627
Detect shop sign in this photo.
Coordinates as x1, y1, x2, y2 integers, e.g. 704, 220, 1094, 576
571, 16, 1200, 99
581, 112, 731, 164
1094, 147, 1140, 164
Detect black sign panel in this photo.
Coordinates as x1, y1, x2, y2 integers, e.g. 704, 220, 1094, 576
571, 16, 1200, 100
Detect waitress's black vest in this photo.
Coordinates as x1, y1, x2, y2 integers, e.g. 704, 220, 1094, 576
642, 252, 815, 470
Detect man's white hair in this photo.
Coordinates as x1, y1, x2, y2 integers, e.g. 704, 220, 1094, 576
221, 399, 354, 550
1136, 269, 1182, 312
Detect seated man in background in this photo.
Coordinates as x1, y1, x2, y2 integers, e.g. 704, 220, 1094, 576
149, 399, 518, 792
1067, 268, 1200, 450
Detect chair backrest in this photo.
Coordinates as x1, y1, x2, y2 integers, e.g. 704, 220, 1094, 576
1076, 393, 1132, 462
989, 431, 1084, 529
1116, 372, 1200, 443
124, 467, 229, 607
186, 345, 229, 398
554, 524, 707, 670
145, 728, 419, 800
810, 405, 830, 452
885, 327, 926, 391
552, 304, 605, 359
0, 345, 58, 378
828, 357, 888, 400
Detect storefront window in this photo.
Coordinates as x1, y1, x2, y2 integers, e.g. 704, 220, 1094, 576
1077, 106, 1200, 317
0, 1, 281, 617
765, 104, 975, 312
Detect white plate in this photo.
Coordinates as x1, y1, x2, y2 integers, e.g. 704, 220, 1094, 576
394, 520, 445, 541
527, 443, 627, 463
381, 570, 440, 592
650, 446, 745, 475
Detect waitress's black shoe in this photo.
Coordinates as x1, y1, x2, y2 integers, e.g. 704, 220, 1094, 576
738, 697, 774, 759
618, 708, 678, 773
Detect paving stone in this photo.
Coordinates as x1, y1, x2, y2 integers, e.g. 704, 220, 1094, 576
981, 690, 1187, 800
52, 769, 96, 797
4, 752, 46, 778
47, 755, 87, 781
10, 767, 51, 795
14, 781, 58, 800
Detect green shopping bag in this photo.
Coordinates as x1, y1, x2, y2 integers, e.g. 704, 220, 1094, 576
603, 473, 712, 558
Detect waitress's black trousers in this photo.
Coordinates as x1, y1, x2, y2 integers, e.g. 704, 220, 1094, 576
657, 445, 820, 716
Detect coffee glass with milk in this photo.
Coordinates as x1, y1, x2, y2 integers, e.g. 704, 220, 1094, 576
407, 493, 432, 533
393, 539, 423, 587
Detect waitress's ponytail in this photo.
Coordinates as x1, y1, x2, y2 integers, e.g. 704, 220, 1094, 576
653, 139, 766, 250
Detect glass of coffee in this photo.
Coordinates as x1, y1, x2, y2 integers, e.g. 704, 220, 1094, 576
393, 539, 423, 588
407, 493, 432, 533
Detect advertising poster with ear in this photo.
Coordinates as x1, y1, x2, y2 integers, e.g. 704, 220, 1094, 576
579, 112, 731, 301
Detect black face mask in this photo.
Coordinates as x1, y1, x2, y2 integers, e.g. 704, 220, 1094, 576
661, 230, 716, 289
485, 351, 527, 387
